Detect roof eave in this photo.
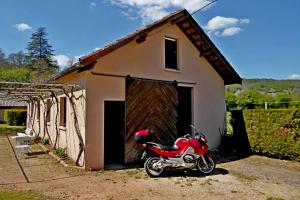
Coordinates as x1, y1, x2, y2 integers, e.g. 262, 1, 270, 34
52, 9, 241, 85
174, 14, 242, 85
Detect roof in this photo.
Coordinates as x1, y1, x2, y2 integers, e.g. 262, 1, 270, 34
54, 9, 241, 85
0, 100, 27, 107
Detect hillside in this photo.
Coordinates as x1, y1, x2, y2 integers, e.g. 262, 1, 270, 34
227, 79, 300, 96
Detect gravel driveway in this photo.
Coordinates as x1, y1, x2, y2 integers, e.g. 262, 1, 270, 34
0, 135, 299, 200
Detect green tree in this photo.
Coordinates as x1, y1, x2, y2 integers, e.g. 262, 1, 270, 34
237, 89, 271, 109
25, 27, 58, 71
225, 91, 238, 110
28, 59, 57, 82
0, 48, 5, 60
273, 93, 292, 108
0, 67, 35, 82
0, 48, 9, 68
7, 51, 25, 66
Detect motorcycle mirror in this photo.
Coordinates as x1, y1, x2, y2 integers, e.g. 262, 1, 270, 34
190, 125, 206, 138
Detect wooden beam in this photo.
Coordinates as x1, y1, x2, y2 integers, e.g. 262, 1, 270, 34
186, 28, 196, 34
136, 33, 147, 44
195, 39, 205, 46
202, 44, 210, 51
200, 50, 212, 57
208, 55, 218, 61
192, 34, 201, 40
180, 21, 190, 28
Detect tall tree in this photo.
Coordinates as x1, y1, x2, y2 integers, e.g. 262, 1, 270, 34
26, 27, 57, 70
0, 48, 5, 60
7, 51, 25, 66
0, 48, 10, 68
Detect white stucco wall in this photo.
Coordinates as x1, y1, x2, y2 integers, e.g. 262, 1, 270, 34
85, 23, 226, 169
85, 76, 125, 170
29, 89, 86, 166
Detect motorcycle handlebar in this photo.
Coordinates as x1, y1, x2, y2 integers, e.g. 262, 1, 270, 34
183, 134, 192, 139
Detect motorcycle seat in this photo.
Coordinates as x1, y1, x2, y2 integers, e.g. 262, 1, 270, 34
161, 145, 179, 151
146, 142, 179, 151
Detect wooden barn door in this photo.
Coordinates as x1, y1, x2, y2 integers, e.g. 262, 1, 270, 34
125, 78, 178, 163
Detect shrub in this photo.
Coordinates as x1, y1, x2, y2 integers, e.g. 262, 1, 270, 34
226, 112, 234, 136
42, 138, 49, 145
242, 109, 300, 161
0, 124, 25, 135
53, 147, 66, 158
4, 109, 27, 126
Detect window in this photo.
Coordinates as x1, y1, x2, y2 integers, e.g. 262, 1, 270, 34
60, 97, 67, 127
46, 99, 51, 123
165, 37, 178, 70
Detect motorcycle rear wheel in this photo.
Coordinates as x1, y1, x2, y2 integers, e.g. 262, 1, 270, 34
196, 153, 215, 174
144, 157, 164, 177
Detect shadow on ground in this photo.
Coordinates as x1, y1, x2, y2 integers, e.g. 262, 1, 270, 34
160, 167, 228, 178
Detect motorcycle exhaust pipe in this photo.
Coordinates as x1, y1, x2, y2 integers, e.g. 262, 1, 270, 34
153, 159, 173, 168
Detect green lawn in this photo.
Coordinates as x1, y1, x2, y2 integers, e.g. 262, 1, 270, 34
0, 190, 48, 200
0, 123, 26, 135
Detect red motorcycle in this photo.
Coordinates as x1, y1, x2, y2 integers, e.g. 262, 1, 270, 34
135, 125, 215, 177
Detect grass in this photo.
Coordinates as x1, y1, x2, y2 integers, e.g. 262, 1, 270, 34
124, 169, 140, 176
0, 123, 25, 135
266, 197, 284, 200
230, 170, 257, 182
0, 190, 48, 200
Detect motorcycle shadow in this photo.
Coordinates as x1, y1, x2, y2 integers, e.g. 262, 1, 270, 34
160, 168, 228, 178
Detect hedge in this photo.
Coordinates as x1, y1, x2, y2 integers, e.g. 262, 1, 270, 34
4, 109, 27, 126
0, 124, 26, 135
240, 109, 300, 161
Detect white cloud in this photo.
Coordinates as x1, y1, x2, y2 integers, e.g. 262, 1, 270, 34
240, 18, 250, 24
90, 1, 96, 8
14, 23, 32, 31
53, 55, 72, 68
288, 74, 300, 80
221, 27, 242, 36
108, 0, 215, 24
139, 5, 169, 23
121, 11, 138, 20
204, 16, 250, 37
205, 16, 239, 31
53, 54, 87, 69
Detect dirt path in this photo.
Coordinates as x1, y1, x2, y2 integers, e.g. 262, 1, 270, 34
0, 135, 299, 200
0, 136, 28, 184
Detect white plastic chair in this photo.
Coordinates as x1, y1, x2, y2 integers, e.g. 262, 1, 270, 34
15, 136, 31, 154
17, 128, 32, 136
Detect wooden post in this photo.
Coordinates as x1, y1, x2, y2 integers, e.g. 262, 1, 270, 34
264, 102, 268, 109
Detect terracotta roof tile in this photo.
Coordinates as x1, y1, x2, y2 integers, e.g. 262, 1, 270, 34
54, 9, 241, 85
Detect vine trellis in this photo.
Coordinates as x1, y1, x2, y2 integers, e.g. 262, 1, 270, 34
0, 81, 85, 166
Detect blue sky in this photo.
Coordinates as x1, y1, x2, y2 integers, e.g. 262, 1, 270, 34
0, 0, 299, 80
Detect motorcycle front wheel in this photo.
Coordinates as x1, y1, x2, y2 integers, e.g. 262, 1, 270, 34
144, 157, 164, 177
196, 153, 215, 174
